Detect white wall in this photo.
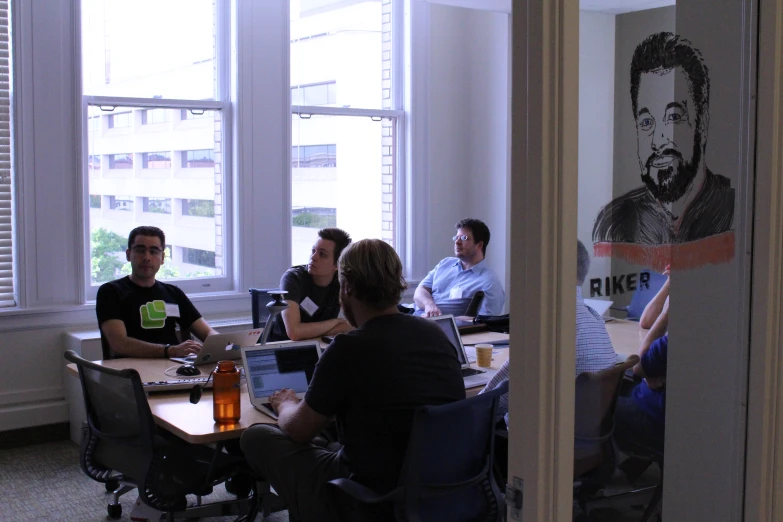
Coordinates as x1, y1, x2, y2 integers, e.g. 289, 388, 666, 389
578, 11, 616, 297
426, 4, 509, 310
427, 4, 471, 266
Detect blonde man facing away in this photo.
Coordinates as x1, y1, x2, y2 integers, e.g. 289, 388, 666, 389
241, 239, 465, 522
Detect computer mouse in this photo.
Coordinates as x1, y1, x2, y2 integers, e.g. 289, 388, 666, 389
176, 364, 201, 376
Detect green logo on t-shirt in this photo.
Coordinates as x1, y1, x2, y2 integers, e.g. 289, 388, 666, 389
140, 300, 167, 329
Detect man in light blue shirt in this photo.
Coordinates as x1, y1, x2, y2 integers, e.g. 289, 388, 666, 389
414, 218, 505, 317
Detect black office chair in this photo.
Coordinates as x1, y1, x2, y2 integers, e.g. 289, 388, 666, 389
571, 355, 665, 522
396, 290, 485, 317
464, 290, 485, 317
64, 350, 263, 521
326, 380, 508, 522
99, 331, 114, 360
249, 288, 277, 328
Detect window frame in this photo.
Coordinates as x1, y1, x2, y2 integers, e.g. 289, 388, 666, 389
289, 0, 406, 263
83, 91, 231, 298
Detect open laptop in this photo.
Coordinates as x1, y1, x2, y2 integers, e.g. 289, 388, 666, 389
240, 341, 322, 419
429, 315, 497, 389
171, 328, 263, 365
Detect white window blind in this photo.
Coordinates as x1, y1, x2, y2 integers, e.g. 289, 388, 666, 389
0, 0, 14, 308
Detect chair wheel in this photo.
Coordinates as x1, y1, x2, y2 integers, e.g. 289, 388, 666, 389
107, 503, 122, 519
105, 478, 119, 492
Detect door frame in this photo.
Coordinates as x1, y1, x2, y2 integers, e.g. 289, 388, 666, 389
745, 0, 783, 519
507, 0, 580, 520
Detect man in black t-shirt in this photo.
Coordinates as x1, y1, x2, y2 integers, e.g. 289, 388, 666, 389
96, 226, 217, 359
241, 239, 465, 522
267, 228, 353, 342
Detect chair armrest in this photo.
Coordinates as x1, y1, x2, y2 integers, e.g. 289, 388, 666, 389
327, 478, 401, 505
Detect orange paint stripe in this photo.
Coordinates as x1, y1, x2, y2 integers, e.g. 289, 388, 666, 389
593, 231, 734, 271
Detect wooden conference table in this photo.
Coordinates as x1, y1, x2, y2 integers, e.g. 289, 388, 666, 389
66, 320, 642, 445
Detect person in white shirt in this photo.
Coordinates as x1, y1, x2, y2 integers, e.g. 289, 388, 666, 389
481, 240, 617, 425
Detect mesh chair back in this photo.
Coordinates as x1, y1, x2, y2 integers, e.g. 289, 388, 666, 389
249, 288, 275, 328
401, 380, 508, 521
573, 355, 639, 478
65, 350, 155, 446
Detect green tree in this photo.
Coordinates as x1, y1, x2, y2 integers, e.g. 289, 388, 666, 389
184, 199, 214, 217
292, 212, 336, 228
90, 228, 126, 283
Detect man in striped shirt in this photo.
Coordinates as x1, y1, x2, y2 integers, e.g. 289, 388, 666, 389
481, 240, 617, 425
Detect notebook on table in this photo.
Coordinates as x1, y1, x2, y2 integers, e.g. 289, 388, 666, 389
240, 341, 322, 420
428, 314, 497, 389
171, 328, 263, 365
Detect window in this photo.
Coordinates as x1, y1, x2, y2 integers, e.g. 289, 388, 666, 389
89, 195, 102, 209
291, 81, 337, 106
181, 149, 215, 168
182, 199, 214, 217
88, 116, 101, 136
108, 154, 133, 169
292, 145, 337, 168
82, 0, 229, 293
142, 109, 169, 125
290, 0, 401, 264
88, 155, 101, 170
183, 247, 216, 268
142, 152, 171, 169
109, 196, 134, 211
108, 111, 132, 129
143, 197, 171, 214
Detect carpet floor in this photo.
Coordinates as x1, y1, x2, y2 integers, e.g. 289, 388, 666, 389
0, 439, 660, 521
0, 440, 289, 522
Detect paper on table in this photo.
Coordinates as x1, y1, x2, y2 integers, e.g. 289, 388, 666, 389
584, 298, 612, 317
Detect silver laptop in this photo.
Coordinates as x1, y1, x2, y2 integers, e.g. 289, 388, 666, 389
171, 328, 263, 365
429, 315, 497, 389
240, 341, 322, 420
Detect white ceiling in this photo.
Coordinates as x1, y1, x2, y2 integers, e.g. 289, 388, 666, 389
580, 0, 675, 14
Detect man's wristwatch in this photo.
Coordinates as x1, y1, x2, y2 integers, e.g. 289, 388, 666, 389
163, 344, 171, 358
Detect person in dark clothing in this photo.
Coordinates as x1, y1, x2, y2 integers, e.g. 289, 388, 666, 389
267, 227, 353, 342
614, 334, 668, 454
96, 226, 216, 359
241, 239, 465, 522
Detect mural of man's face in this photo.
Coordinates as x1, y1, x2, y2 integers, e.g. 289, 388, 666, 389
635, 67, 703, 203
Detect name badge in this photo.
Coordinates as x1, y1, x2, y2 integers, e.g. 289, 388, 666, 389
449, 286, 463, 299
165, 303, 181, 318
300, 297, 319, 317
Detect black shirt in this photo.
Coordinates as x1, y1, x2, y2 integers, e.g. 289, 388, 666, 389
267, 265, 341, 342
304, 313, 465, 493
96, 276, 202, 358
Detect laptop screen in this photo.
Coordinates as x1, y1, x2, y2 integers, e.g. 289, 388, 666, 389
244, 343, 320, 399
430, 316, 468, 366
